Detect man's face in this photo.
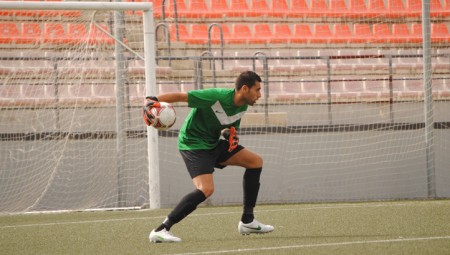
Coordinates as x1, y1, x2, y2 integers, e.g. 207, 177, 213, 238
244, 81, 262, 106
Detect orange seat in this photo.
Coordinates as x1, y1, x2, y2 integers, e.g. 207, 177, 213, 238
19, 23, 42, 44
187, 0, 210, 18
372, 23, 392, 43
163, 0, 188, 18
0, 23, 19, 44
249, 0, 270, 16
87, 23, 114, 44
329, 0, 349, 17
170, 23, 189, 42
348, 0, 368, 17
431, 23, 450, 42
150, 0, 163, 18
229, 24, 252, 44
409, 0, 448, 17
43, 23, 67, 44
391, 23, 412, 43
229, 0, 250, 17
209, 24, 231, 44
311, 24, 332, 43
186, 24, 209, 44
272, 24, 293, 43
368, 0, 388, 17
67, 23, 87, 44
332, 24, 352, 43
352, 24, 373, 43
210, 0, 230, 18
288, 0, 311, 17
291, 24, 312, 43
387, 0, 408, 17
270, 0, 289, 17
310, 0, 330, 16
252, 23, 272, 43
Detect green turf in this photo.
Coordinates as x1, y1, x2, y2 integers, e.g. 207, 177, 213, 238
1, 200, 450, 255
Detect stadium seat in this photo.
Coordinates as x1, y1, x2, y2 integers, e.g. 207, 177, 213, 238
332, 24, 352, 44
248, 0, 271, 17
43, 23, 67, 44
348, 0, 368, 17
252, 24, 272, 43
228, 0, 250, 17
209, 24, 231, 44
311, 24, 332, 43
88, 23, 114, 44
310, 0, 330, 16
169, 23, 189, 42
186, 24, 209, 44
329, 0, 349, 17
270, 0, 289, 17
387, 0, 408, 17
391, 23, 412, 43
372, 23, 392, 43
229, 24, 252, 44
288, 0, 311, 17
67, 23, 87, 44
163, 0, 189, 18
367, 0, 388, 17
188, 0, 210, 18
352, 24, 373, 43
0, 23, 19, 44
19, 23, 42, 44
431, 23, 450, 42
210, 0, 230, 18
272, 24, 293, 43
291, 24, 313, 43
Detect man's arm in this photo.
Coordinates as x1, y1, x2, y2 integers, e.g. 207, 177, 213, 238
156, 92, 188, 103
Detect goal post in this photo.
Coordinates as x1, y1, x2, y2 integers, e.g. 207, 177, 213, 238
0, 1, 160, 212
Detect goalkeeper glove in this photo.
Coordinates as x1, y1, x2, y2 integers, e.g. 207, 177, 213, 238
142, 96, 160, 126
221, 126, 239, 152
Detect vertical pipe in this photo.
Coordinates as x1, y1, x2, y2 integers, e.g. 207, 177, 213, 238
143, 6, 161, 209
422, 0, 436, 198
114, 7, 127, 207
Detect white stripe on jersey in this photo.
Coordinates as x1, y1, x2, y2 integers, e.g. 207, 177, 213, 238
211, 101, 246, 125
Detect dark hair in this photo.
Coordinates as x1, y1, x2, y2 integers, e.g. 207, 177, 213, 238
235, 71, 262, 90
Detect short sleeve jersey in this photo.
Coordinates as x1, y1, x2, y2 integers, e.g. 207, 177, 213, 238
178, 88, 248, 150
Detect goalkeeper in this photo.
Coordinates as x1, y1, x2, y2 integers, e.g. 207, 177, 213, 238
143, 71, 274, 243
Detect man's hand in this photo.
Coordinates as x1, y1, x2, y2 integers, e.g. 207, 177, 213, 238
221, 126, 239, 152
142, 96, 160, 126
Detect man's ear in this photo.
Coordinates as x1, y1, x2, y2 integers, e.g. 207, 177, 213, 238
242, 84, 249, 92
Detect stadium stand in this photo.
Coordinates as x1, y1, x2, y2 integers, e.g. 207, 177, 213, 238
1, 0, 449, 104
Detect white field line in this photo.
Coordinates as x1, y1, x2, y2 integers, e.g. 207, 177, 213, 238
164, 236, 450, 255
0, 201, 446, 229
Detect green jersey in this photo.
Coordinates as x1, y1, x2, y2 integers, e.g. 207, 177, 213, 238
178, 88, 248, 150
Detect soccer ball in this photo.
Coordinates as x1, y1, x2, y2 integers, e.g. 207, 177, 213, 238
149, 102, 176, 130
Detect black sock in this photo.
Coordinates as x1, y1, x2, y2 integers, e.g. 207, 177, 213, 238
241, 168, 262, 224
156, 189, 207, 231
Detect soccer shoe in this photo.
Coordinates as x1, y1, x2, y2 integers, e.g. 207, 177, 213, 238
238, 219, 274, 235
149, 229, 182, 243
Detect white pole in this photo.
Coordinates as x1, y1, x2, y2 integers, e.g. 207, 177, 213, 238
143, 7, 161, 209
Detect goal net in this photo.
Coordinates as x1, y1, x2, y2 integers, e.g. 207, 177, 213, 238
0, 1, 155, 213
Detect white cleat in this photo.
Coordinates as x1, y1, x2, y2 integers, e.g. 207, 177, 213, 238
149, 229, 182, 243
238, 219, 274, 235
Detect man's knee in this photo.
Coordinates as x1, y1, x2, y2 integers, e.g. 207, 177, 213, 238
200, 186, 214, 198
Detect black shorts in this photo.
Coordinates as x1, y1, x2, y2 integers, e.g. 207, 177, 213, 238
179, 139, 245, 179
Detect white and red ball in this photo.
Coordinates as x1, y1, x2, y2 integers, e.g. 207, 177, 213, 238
149, 102, 176, 130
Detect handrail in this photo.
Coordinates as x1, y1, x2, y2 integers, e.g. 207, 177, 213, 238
207, 23, 224, 70
161, 0, 179, 41
155, 22, 171, 66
